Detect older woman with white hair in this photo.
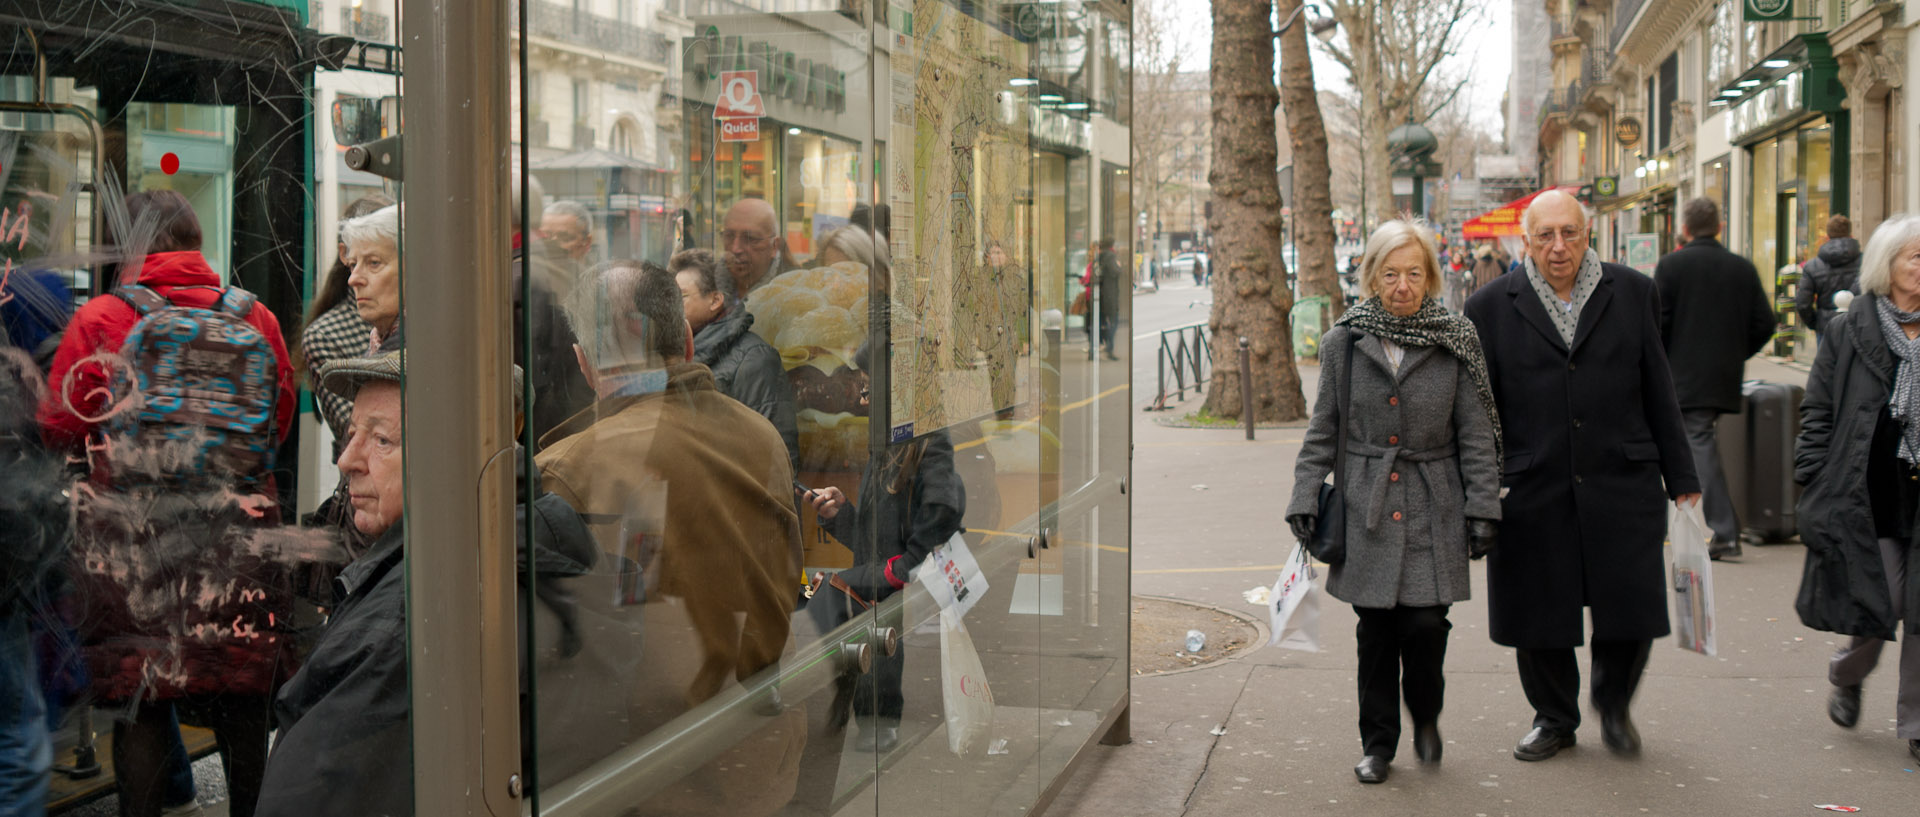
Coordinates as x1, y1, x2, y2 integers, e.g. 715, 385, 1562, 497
1286, 219, 1503, 784
341, 204, 402, 350
1795, 212, 1920, 765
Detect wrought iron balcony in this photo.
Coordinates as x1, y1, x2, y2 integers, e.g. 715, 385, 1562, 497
510, 1, 673, 65
340, 6, 392, 43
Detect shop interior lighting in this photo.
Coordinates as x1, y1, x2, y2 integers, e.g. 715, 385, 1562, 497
1060, 102, 1089, 110
1737, 79, 1762, 87
1762, 59, 1791, 68
1038, 94, 1064, 103
788, 127, 801, 134
1009, 78, 1039, 86
1635, 167, 1647, 178
1719, 89, 1742, 97
1777, 77, 1790, 86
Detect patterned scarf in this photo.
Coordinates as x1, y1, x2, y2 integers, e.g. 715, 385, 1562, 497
1523, 250, 1604, 347
1337, 296, 1504, 463
1873, 294, 1920, 465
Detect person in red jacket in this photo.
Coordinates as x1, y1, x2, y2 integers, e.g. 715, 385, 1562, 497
38, 189, 298, 817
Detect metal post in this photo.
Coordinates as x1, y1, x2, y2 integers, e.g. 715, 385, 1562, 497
1238, 336, 1254, 440
401, 0, 520, 812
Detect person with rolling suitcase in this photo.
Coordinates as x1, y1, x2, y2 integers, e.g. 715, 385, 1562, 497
1653, 198, 1777, 560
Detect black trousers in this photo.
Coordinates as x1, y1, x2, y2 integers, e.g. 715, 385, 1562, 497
112, 695, 270, 817
1515, 638, 1653, 733
1354, 604, 1451, 759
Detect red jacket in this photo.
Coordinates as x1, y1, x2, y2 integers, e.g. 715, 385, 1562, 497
39, 250, 297, 454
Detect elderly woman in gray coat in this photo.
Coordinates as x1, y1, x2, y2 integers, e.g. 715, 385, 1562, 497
1286, 220, 1504, 785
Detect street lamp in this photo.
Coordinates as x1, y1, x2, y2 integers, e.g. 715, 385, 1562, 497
1275, 3, 1339, 40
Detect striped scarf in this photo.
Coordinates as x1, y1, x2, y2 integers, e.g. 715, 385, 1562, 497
1874, 294, 1920, 465
1336, 296, 1504, 463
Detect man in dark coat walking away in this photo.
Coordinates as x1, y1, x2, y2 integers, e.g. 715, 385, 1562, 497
1654, 197, 1777, 560
1464, 190, 1701, 763
1093, 237, 1123, 360
1796, 214, 1864, 337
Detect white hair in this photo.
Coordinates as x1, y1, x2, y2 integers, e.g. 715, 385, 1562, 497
1519, 190, 1595, 237
339, 204, 399, 253
1357, 219, 1443, 298
1857, 213, 1920, 297
544, 199, 592, 233
818, 223, 886, 269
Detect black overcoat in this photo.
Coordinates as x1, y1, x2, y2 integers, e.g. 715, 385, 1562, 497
1792, 293, 1920, 637
1463, 262, 1700, 648
1652, 237, 1777, 413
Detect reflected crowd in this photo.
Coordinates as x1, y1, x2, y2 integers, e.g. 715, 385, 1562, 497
0, 181, 1018, 816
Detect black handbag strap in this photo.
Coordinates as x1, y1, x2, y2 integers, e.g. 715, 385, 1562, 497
1336, 333, 1354, 499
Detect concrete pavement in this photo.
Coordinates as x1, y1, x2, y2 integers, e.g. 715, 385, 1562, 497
1049, 278, 1913, 816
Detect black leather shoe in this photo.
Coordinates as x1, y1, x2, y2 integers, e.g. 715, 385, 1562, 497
1513, 726, 1575, 761
1829, 684, 1862, 728
1413, 721, 1442, 765
1908, 739, 1920, 764
854, 726, 899, 753
1354, 755, 1390, 784
1600, 709, 1641, 756
1708, 539, 1743, 561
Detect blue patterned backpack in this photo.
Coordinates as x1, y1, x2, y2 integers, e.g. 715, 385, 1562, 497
107, 284, 279, 485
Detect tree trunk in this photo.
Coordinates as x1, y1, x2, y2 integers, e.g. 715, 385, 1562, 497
1278, 0, 1343, 324
1204, 0, 1306, 422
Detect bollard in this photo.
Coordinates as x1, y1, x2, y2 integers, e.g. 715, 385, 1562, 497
1238, 336, 1254, 440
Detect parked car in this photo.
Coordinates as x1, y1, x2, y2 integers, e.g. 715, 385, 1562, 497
1167, 252, 1209, 284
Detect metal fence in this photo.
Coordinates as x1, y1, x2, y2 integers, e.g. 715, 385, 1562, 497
1145, 321, 1211, 411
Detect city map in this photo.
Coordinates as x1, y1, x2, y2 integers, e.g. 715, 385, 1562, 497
886, 0, 1031, 442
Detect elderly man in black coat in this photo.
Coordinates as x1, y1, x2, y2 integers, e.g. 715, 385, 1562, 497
1653, 197, 1777, 559
1463, 190, 1700, 763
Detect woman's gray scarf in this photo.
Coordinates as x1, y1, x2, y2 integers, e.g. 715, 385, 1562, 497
1873, 295, 1920, 465
1336, 296, 1504, 463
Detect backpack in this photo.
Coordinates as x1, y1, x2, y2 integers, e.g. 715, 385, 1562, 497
107, 284, 279, 486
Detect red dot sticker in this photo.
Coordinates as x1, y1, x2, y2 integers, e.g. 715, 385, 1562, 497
160, 153, 180, 175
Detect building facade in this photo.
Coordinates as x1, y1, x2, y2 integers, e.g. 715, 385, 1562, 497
1530, 0, 1910, 363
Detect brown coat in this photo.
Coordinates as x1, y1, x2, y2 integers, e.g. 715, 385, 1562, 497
534, 362, 804, 815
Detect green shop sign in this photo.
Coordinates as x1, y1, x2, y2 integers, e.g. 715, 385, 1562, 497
1743, 0, 1793, 22
684, 26, 848, 115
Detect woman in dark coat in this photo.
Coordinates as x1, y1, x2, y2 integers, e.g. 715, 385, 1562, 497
1287, 220, 1503, 785
801, 342, 966, 753
1795, 212, 1920, 764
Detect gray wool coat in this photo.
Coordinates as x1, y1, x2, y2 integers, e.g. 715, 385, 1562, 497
1287, 326, 1503, 608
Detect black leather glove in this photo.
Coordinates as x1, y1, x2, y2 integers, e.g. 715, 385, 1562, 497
1467, 518, 1498, 560
1287, 514, 1317, 544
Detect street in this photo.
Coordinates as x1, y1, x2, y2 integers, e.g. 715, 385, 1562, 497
1048, 277, 1916, 816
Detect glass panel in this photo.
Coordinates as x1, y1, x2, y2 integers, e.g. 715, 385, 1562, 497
2, 5, 387, 816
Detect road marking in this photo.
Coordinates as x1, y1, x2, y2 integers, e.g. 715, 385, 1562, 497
950, 385, 1129, 451
1136, 438, 1304, 447
1134, 564, 1286, 575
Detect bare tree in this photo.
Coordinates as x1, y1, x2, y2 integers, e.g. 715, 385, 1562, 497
1319, 0, 1481, 229
1133, 0, 1208, 250
1277, 0, 1343, 322
1205, 0, 1307, 422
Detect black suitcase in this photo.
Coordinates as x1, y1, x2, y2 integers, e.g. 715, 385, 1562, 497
1716, 381, 1804, 543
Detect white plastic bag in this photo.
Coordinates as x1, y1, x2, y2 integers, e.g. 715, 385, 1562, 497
917, 533, 991, 619
939, 607, 995, 755
1668, 502, 1717, 656
1268, 543, 1322, 652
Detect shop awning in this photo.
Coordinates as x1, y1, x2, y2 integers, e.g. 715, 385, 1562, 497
1461, 185, 1580, 239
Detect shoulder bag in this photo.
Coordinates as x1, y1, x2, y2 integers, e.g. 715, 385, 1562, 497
1306, 333, 1355, 565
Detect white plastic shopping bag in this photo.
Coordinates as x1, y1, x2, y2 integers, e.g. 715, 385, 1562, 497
1268, 543, 1322, 652
917, 532, 991, 619
1668, 501, 1717, 656
939, 607, 995, 755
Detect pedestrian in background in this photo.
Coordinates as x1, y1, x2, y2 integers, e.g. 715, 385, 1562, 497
1793, 212, 1920, 765
1653, 197, 1777, 560
1463, 190, 1700, 763
1470, 244, 1505, 295
1797, 214, 1864, 338
1287, 219, 1502, 785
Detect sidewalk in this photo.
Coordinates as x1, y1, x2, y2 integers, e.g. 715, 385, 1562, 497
1047, 353, 1911, 817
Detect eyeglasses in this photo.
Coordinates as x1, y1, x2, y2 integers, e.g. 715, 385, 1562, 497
721, 229, 772, 247
1531, 227, 1587, 247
